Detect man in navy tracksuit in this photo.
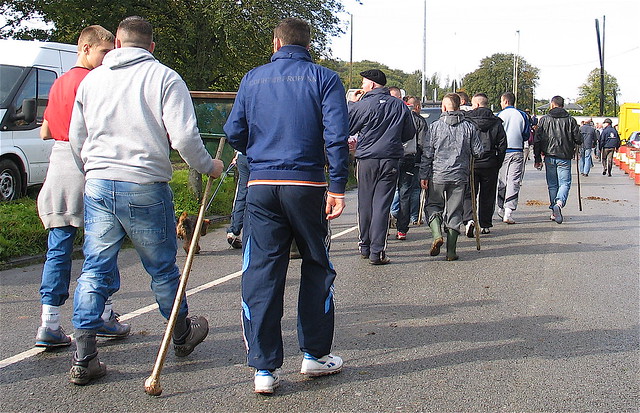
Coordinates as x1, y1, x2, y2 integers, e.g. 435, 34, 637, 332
224, 18, 349, 394
348, 69, 415, 264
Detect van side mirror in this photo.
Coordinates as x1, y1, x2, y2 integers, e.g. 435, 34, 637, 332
9, 98, 37, 124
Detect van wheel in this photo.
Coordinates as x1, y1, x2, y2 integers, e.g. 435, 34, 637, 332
0, 159, 22, 201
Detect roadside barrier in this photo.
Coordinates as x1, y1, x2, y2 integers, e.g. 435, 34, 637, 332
635, 151, 640, 185
629, 149, 637, 180
620, 146, 629, 174
614, 148, 621, 166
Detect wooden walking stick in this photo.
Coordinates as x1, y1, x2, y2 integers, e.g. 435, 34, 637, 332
470, 157, 481, 250
144, 137, 226, 396
575, 149, 583, 211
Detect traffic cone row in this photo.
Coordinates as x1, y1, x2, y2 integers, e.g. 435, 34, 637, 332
614, 146, 640, 185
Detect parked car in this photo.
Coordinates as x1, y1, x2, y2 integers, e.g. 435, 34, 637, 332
626, 131, 640, 149
0, 39, 76, 201
420, 107, 442, 126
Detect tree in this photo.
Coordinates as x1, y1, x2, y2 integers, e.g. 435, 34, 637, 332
576, 68, 619, 116
317, 59, 446, 101
0, 0, 344, 91
461, 53, 539, 111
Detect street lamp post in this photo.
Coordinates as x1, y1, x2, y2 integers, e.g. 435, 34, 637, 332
421, 0, 426, 104
513, 30, 520, 100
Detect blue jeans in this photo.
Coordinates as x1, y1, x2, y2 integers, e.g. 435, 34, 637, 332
544, 157, 572, 208
40, 226, 76, 306
228, 153, 249, 236
72, 179, 186, 331
578, 147, 593, 175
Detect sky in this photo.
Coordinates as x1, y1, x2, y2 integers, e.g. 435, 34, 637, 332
328, 0, 640, 105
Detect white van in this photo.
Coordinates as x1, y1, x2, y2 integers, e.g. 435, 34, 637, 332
0, 39, 77, 201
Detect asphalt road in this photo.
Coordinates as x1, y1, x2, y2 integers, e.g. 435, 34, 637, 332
1, 160, 638, 412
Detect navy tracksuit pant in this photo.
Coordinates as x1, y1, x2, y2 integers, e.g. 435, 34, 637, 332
241, 185, 336, 370
356, 158, 399, 259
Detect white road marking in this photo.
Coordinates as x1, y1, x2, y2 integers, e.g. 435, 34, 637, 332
0, 225, 358, 369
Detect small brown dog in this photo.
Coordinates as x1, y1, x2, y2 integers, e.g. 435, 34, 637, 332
176, 211, 211, 254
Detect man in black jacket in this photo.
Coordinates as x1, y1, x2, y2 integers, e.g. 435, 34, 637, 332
463, 93, 507, 235
598, 118, 621, 177
349, 69, 415, 264
534, 96, 581, 224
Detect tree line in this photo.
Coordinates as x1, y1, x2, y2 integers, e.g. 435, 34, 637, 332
1, 0, 619, 116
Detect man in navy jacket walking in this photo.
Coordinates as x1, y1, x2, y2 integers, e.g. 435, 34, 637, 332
348, 69, 415, 265
224, 18, 349, 394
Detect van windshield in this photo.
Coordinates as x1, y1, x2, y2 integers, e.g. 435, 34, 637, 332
0, 64, 27, 109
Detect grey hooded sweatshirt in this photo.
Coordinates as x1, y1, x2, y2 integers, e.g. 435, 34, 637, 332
419, 111, 483, 184
69, 47, 213, 183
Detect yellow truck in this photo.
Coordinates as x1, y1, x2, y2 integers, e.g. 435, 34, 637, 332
618, 102, 640, 145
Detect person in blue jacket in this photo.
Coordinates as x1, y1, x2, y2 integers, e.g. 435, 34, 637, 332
223, 17, 349, 394
348, 69, 415, 265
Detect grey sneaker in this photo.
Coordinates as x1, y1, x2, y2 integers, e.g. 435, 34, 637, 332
70, 352, 107, 385
552, 204, 563, 224
35, 326, 72, 348
96, 311, 131, 339
173, 315, 209, 357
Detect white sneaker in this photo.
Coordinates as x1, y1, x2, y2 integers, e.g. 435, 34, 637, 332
497, 208, 505, 219
465, 220, 475, 238
503, 208, 515, 224
300, 353, 343, 376
254, 369, 280, 394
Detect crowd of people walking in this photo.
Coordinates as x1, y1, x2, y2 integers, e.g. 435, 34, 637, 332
33, 14, 618, 396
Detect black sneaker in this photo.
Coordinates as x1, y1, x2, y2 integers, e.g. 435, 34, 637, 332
174, 315, 209, 357
370, 252, 390, 265
70, 352, 107, 385
226, 232, 242, 249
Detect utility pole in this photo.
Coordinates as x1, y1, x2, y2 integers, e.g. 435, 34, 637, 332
513, 30, 520, 100
349, 13, 353, 90
421, 0, 426, 104
595, 16, 606, 116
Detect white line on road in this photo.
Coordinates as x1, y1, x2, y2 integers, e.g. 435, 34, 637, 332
0, 225, 358, 369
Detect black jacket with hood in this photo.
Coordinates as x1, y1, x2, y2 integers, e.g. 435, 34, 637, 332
348, 87, 416, 159
534, 107, 581, 162
465, 107, 507, 169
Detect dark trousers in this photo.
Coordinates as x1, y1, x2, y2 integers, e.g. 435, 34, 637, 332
463, 167, 500, 229
426, 182, 465, 233
602, 148, 616, 174
241, 185, 336, 370
396, 156, 416, 233
228, 153, 249, 236
356, 158, 399, 259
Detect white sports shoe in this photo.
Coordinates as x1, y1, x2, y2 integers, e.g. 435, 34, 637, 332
300, 353, 343, 377
254, 369, 280, 394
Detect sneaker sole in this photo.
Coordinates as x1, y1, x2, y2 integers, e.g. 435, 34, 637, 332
430, 238, 444, 256
300, 366, 343, 377
35, 340, 71, 348
69, 365, 107, 385
254, 381, 280, 394
552, 205, 563, 224
96, 331, 130, 339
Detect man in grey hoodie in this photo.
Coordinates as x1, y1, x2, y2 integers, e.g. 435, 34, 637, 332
68, 16, 223, 385
419, 93, 483, 261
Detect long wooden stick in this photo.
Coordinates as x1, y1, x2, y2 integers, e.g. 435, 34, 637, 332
470, 157, 481, 251
144, 137, 225, 396
575, 149, 583, 211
